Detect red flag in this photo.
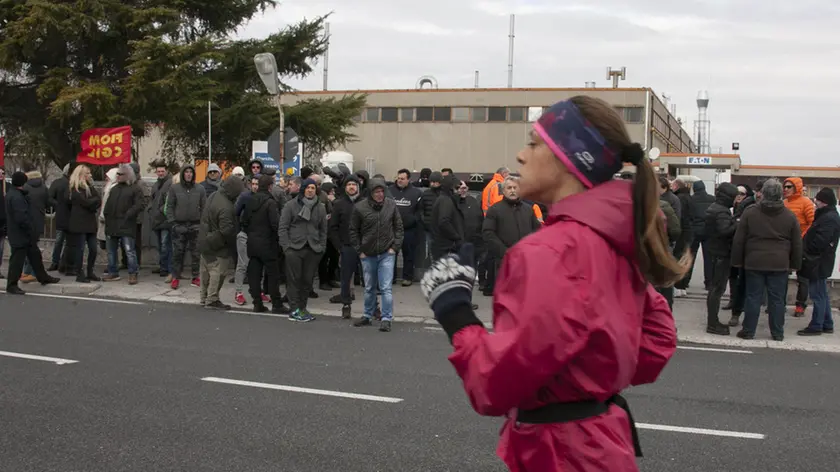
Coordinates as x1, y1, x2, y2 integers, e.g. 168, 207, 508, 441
0, 137, 4, 167
77, 126, 131, 166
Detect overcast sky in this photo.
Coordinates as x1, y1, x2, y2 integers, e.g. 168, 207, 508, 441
239, 0, 839, 167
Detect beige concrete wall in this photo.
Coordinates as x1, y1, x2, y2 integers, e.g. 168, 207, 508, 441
286, 88, 651, 178
136, 125, 165, 177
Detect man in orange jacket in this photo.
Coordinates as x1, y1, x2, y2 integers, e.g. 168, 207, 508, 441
784, 177, 816, 317
481, 167, 509, 214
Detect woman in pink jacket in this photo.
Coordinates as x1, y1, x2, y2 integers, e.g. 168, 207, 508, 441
421, 96, 687, 471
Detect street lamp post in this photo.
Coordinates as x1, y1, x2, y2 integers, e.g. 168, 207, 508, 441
253, 52, 285, 162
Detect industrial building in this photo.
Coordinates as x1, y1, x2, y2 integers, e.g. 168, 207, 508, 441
282, 85, 697, 179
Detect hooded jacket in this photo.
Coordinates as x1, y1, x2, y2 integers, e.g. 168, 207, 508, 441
659, 200, 681, 244
673, 186, 693, 237
49, 173, 71, 232
103, 169, 145, 238
704, 183, 739, 258
689, 180, 715, 237
443, 179, 676, 472
481, 172, 506, 213
350, 178, 404, 257
166, 165, 207, 225
459, 193, 484, 248
328, 178, 361, 249
482, 197, 540, 260
802, 205, 840, 280
241, 190, 280, 260
659, 188, 682, 221
783, 177, 815, 235
149, 173, 173, 230
429, 179, 465, 259
419, 186, 441, 229
198, 177, 244, 258
23, 171, 48, 238
731, 199, 802, 272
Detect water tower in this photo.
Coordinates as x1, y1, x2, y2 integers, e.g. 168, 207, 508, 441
695, 90, 711, 154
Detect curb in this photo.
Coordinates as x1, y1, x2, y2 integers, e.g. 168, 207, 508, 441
677, 334, 840, 354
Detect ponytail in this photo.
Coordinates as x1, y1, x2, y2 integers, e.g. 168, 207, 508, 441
569, 95, 691, 287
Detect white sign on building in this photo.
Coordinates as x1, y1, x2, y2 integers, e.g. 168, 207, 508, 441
686, 156, 713, 165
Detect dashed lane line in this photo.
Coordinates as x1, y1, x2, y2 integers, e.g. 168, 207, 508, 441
201, 377, 404, 403
0, 350, 79, 365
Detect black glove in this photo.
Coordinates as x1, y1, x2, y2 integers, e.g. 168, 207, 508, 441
421, 244, 477, 321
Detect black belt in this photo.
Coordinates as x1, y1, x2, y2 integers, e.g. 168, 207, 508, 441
516, 394, 643, 457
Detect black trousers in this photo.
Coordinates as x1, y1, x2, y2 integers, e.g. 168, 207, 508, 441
7, 243, 50, 289
656, 286, 674, 311
285, 247, 320, 311
318, 241, 339, 286
393, 227, 418, 281
248, 257, 281, 305
339, 246, 359, 305
682, 236, 712, 290
672, 233, 693, 290
706, 256, 731, 327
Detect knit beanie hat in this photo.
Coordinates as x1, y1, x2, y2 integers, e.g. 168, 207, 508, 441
11, 171, 27, 187
816, 188, 837, 207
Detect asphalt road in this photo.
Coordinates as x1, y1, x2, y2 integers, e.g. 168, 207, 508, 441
1, 293, 839, 472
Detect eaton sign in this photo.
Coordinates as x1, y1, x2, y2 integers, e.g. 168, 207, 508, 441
686, 156, 712, 165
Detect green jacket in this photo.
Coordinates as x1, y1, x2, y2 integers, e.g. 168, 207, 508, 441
198, 177, 244, 258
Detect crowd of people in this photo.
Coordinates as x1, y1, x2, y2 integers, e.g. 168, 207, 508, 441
0, 160, 549, 331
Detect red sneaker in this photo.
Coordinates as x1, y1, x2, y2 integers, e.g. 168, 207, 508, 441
191, 277, 200, 287
170, 278, 180, 290
234, 292, 246, 306
261, 293, 271, 303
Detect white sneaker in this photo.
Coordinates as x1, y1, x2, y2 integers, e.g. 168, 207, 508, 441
675, 289, 686, 297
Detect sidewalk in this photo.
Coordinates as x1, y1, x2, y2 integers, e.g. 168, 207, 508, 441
6, 270, 840, 354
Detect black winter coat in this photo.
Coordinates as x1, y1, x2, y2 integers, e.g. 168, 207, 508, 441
429, 192, 465, 259
731, 201, 802, 273
459, 195, 484, 248
4, 186, 34, 248
674, 187, 693, 237
241, 191, 280, 261
149, 174, 172, 230
69, 187, 102, 235
419, 187, 441, 229
350, 197, 404, 257
482, 198, 541, 260
328, 194, 358, 249
689, 182, 716, 237
802, 206, 840, 280
0, 180, 7, 234
704, 183, 739, 258
49, 175, 71, 231
103, 182, 145, 238
660, 190, 682, 221
23, 172, 49, 238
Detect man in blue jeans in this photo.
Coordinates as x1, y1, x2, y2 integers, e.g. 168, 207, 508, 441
798, 188, 840, 336
350, 178, 404, 332
148, 163, 173, 278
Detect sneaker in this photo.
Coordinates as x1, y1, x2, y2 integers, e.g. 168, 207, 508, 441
288, 309, 314, 322
191, 277, 200, 288
727, 314, 741, 327
253, 302, 268, 313
170, 278, 180, 290
19, 274, 36, 284
261, 293, 271, 303
87, 273, 102, 282
103, 274, 121, 282
793, 306, 805, 318
76, 275, 90, 284
379, 320, 392, 332
354, 317, 373, 327
205, 300, 232, 310
128, 274, 138, 285
674, 289, 686, 298
401, 280, 412, 287
706, 324, 730, 336
341, 304, 351, 319
164, 274, 173, 283
736, 330, 754, 340
797, 328, 823, 336
234, 292, 246, 306
771, 334, 784, 342
824, 328, 835, 334
330, 294, 343, 304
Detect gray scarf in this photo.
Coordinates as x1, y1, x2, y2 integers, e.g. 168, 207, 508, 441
298, 196, 318, 221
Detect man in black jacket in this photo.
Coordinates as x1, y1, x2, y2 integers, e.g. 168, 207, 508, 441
419, 171, 442, 263
704, 182, 739, 336
429, 176, 465, 259
328, 175, 361, 317
659, 176, 681, 220
684, 180, 716, 290
48, 164, 72, 273
4, 172, 59, 294
482, 176, 540, 296
389, 168, 423, 286
0, 167, 6, 279
798, 187, 840, 336
672, 179, 694, 297
241, 175, 285, 314
350, 178, 404, 332
20, 168, 49, 283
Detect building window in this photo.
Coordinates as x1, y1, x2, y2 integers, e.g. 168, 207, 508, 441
488, 106, 507, 122
527, 107, 543, 122
471, 107, 487, 122
433, 107, 451, 122
380, 107, 398, 122
352, 111, 363, 123
452, 107, 469, 121
415, 107, 433, 121
364, 107, 379, 122
399, 107, 414, 122
508, 107, 526, 122
623, 106, 644, 123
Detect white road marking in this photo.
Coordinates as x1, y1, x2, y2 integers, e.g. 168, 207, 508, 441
0, 291, 144, 305
0, 350, 79, 365
637, 423, 765, 439
201, 377, 404, 403
424, 326, 443, 331
678, 346, 753, 354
